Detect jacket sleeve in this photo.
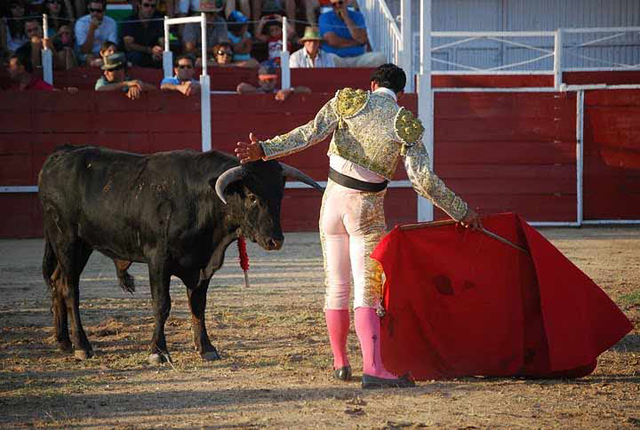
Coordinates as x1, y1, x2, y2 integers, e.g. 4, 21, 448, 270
403, 141, 469, 221
260, 95, 340, 160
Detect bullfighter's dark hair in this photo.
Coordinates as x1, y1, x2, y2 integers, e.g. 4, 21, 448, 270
370, 63, 406, 94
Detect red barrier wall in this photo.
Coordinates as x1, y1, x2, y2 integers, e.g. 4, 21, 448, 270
583, 90, 640, 220
1, 73, 639, 238
433, 91, 578, 222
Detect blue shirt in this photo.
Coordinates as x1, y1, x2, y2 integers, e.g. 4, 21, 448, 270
161, 76, 198, 86
318, 9, 366, 58
227, 31, 251, 61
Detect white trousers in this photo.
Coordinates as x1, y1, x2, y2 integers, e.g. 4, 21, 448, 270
320, 179, 387, 310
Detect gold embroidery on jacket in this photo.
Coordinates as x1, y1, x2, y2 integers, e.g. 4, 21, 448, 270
336, 88, 369, 118
395, 107, 425, 146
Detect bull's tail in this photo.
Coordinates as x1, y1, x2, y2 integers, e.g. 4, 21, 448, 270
42, 232, 58, 291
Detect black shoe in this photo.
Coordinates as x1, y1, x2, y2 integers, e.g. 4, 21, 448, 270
361, 373, 416, 389
334, 366, 352, 381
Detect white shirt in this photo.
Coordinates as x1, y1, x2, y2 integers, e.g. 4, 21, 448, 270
75, 14, 118, 56
329, 87, 398, 183
289, 47, 336, 68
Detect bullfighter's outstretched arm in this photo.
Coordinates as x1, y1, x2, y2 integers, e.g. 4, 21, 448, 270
258, 96, 340, 160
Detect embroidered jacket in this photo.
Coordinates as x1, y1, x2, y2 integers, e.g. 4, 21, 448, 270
260, 87, 469, 220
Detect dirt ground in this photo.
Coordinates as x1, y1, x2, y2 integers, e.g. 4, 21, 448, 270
0, 227, 639, 429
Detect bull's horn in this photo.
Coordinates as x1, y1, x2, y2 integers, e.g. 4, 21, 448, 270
280, 163, 324, 192
215, 165, 244, 204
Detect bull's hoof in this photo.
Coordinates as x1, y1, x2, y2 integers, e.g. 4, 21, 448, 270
201, 350, 221, 361
74, 349, 94, 360
148, 353, 171, 365
58, 340, 73, 353
120, 274, 135, 294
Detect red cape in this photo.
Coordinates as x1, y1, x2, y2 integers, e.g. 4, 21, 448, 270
371, 213, 633, 380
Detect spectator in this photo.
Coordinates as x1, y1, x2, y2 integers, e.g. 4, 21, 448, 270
7, 53, 53, 90
255, 14, 296, 67
237, 63, 310, 102
52, 24, 78, 69
16, 19, 56, 70
182, 2, 228, 62
174, 0, 245, 19
75, 0, 117, 64
318, 0, 385, 67
95, 51, 156, 99
3, 1, 29, 54
121, 0, 164, 68
64, 0, 86, 22
212, 41, 258, 68
88, 39, 116, 67
227, 11, 258, 65
290, 26, 335, 68
160, 54, 200, 96
43, 0, 73, 35
251, 0, 295, 35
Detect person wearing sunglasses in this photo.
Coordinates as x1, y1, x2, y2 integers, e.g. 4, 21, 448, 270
160, 54, 200, 97
95, 51, 156, 99
235, 63, 481, 389
75, 0, 117, 65
120, 0, 163, 68
317, 0, 384, 67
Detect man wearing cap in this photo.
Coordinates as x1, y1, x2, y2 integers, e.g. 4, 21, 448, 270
236, 63, 481, 389
290, 26, 336, 68
182, 2, 229, 62
237, 64, 311, 101
95, 52, 156, 99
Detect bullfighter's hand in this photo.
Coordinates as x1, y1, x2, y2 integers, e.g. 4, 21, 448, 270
235, 133, 265, 163
459, 207, 482, 230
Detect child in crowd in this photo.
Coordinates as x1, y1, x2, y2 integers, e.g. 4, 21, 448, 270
89, 40, 116, 67
52, 24, 78, 69
255, 14, 297, 67
227, 11, 254, 63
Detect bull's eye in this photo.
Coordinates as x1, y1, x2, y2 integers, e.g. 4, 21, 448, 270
247, 194, 258, 206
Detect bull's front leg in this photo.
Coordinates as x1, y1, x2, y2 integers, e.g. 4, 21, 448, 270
186, 278, 220, 361
147, 261, 172, 365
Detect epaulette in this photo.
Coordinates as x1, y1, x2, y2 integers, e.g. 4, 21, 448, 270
395, 107, 425, 146
335, 87, 369, 118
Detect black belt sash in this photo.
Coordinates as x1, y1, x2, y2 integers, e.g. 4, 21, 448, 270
328, 168, 388, 192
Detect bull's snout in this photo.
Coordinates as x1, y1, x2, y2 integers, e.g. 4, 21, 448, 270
265, 238, 284, 250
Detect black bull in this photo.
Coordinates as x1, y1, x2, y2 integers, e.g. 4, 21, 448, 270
38, 145, 322, 363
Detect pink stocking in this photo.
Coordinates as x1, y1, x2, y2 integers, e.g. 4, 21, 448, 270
325, 309, 350, 369
355, 307, 397, 378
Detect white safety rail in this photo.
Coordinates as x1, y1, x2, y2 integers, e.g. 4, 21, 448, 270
415, 26, 640, 88
42, 14, 53, 85
163, 14, 211, 152
562, 27, 640, 71
428, 30, 559, 86
357, 0, 404, 71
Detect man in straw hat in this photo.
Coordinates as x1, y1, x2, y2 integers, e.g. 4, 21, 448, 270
236, 63, 481, 389
290, 26, 336, 68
